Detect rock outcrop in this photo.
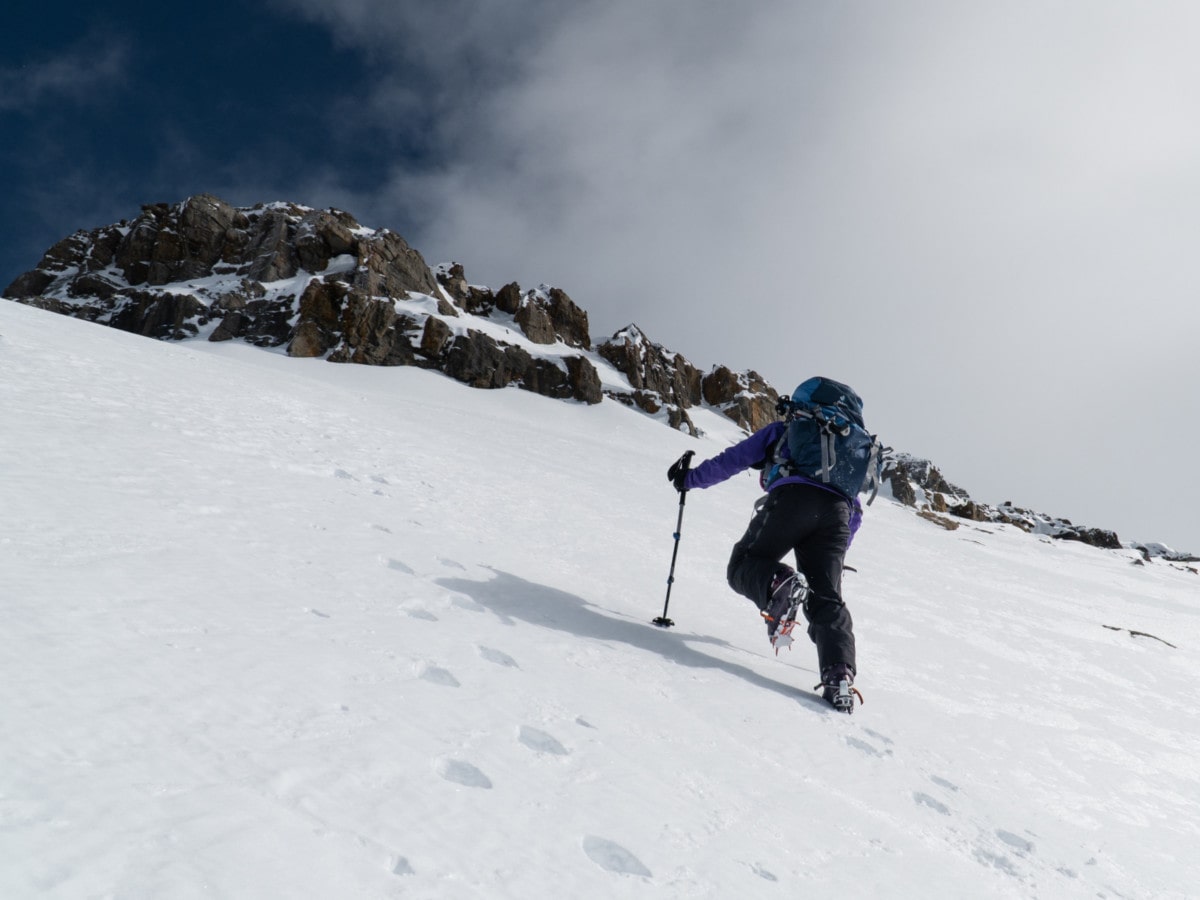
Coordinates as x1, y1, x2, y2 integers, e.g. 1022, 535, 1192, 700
2, 195, 606, 406
3, 195, 773, 427
883, 452, 1123, 550
8, 193, 1187, 561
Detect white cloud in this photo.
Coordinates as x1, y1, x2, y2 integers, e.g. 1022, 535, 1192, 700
274, 0, 1200, 550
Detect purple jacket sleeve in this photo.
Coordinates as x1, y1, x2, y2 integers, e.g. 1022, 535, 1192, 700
683, 423, 784, 491
682, 424, 868, 543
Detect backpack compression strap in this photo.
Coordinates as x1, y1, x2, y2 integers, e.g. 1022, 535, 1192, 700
863, 439, 881, 505
772, 406, 848, 485
796, 406, 849, 484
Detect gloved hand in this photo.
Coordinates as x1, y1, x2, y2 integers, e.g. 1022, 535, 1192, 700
667, 450, 695, 492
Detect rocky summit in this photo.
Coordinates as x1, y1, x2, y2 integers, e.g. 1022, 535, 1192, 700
5, 193, 1192, 561
3, 194, 779, 431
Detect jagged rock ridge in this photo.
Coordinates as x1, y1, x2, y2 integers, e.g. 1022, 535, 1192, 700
2, 194, 774, 432
5, 193, 1192, 561
883, 453, 1197, 562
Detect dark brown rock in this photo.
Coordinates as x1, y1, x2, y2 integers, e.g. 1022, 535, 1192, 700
949, 500, 987, 522
667, 407, 698, 435
518, 355, 573, 399
325, 291, 409, 365
6, 268, 58, 298
124, 195, 242, 285
353, 230, 438, 299
420, 316, 453, 358
515, 297, 556, 344
437, 263, 470, 302
438, 267, 499, 314
288, 280, 349, 357
1056, 528, 1122, 550
918, 509, 961, 531
68, 272, 123, 301
240, 296, 298, 347
597, 326, 702, 408
565, 356, 603, 404
887, 470, 917, 506
543, 287, 590, 348
107, 290, 208, 340
243, 209, 299, 283
209, 311, 246, 343
5, 227, 111, 297
295, 208, 359, 272
494, 282, 521, 314
441, 331, 511, 388
701, 365, 780, 431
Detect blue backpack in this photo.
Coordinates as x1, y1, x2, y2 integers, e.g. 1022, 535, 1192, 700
764, 377, 884, 503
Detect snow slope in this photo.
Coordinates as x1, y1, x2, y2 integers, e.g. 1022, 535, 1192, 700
2, 300, 1198, 899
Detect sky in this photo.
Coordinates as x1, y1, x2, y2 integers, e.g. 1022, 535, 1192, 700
2, 0, 1198, 552
4, 297, 1199, 897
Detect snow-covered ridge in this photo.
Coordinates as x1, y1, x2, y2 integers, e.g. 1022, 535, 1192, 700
3, 194, 1193, 560
2, 298, 1198, 898
883, 452, 1198, 563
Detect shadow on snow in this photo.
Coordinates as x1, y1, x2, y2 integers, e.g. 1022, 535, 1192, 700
436, 568, 829, 712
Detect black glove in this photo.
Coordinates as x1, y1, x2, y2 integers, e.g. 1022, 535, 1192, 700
667, 450, 695, 492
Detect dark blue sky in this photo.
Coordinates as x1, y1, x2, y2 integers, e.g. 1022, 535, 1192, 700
1, 1, 433, 289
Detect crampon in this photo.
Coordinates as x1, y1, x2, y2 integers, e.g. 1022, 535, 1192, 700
815, 673, 864, 714
766, 612, 800, 654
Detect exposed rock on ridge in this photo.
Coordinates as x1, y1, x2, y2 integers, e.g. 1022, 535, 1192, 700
7, 193, 1187, 560
883, 452, 1124, 551
593, 326, 780, 435
3, 194, 773, 428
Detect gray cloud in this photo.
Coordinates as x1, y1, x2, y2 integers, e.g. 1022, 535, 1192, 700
0, 40, 128, 112
275, 0, 1200, 549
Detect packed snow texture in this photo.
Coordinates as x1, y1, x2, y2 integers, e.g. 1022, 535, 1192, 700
2, 300, 1198, 899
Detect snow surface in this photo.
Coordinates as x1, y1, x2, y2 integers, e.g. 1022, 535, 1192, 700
2, 299, 1198, 899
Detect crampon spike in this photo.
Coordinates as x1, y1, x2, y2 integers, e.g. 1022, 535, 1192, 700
815, 678, 864, 713
768, 617, 799, 655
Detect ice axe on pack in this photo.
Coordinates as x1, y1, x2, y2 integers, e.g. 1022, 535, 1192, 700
653, 450, 695, 628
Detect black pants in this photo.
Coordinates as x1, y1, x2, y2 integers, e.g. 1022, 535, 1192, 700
726, 483, 855, 675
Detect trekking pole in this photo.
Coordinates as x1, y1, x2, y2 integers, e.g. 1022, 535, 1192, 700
653, 450, 694, 628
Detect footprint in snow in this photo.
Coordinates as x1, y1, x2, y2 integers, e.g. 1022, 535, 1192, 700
862, 727, 894, 746
749, 862, 778, 882
996, 830, 1035, 856
914, 792, 951, 815
581, 836, 651, 878
974, 847, 1020, 877
439, 557, 467, 571
437, 758, 492, 789
405, 608, 438, 622
845, 736, 890, 757
417, 663, 460, 687
930, 775, 959, 792
518, 725, 569, 756
390, 856, 414, 876
478, 646, 518, 668
386, 558, 415, 574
